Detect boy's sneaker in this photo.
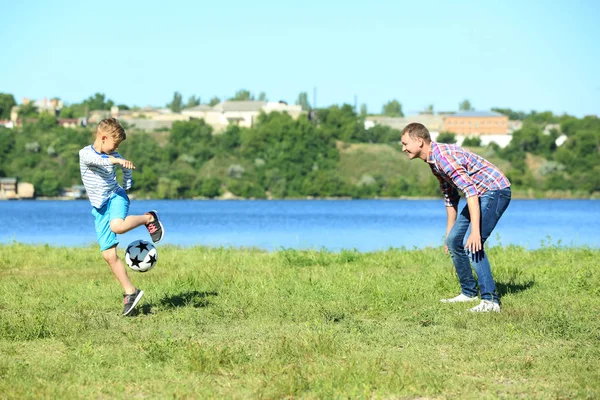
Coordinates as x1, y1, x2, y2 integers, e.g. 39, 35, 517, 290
145, 210, 164, 243
440, 293, 479, 303
469, 300, 501, 313
123, 288, 144, 316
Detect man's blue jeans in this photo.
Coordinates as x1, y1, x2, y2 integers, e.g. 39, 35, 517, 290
445, 188, 511, 303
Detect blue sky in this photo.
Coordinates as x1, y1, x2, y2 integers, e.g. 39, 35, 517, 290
1, 0, 598, 116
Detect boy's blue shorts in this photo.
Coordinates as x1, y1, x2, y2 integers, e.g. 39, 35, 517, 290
91, 190, 130, 251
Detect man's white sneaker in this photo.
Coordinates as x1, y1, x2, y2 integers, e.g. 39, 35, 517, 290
440, 293, 479, 303
469, 300, 501, 313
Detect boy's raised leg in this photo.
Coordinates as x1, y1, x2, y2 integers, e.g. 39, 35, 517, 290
110, 215, 152, 235
145, 210, 164, 243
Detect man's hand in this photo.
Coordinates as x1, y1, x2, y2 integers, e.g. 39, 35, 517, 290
464, 195, 482, 256
465, 232, 482, 254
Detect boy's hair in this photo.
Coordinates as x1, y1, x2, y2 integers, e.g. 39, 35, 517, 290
401, 122, 431, 143
97, 118, 126, 143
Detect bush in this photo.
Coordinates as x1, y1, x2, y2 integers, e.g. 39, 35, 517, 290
462, 136, 482, 147
437, 132, 456, 144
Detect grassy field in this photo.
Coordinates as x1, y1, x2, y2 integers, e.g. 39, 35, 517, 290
1, 244, 599, 399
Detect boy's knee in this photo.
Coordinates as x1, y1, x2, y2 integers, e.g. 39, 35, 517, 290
101, 246, 119, 264
110, 219, 126, 234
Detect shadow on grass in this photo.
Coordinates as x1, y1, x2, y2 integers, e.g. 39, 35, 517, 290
497, 280, 535, 297
137, 290, 219, 315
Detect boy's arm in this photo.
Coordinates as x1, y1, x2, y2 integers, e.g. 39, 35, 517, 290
79, 148, 113, 167
109, 153, 134, 191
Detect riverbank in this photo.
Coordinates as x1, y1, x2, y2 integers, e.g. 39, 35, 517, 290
1, 245, 599, 398
9, 189, 600, 202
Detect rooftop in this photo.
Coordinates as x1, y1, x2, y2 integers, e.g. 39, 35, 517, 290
213, 101, 267, 112
183, 104, 214, 112
452, 111, 505, 118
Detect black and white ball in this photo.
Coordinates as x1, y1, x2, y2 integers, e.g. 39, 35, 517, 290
125, 240, 158, 272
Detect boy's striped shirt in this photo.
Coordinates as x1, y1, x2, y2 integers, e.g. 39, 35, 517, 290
427, 141, 510, 207
79, 145, 133, 208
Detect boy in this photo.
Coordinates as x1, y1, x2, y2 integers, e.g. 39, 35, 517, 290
79, 117, 164, 316
400, 123, 511, 312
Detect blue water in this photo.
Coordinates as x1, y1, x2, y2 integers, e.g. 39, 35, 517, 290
1, 199, 598, 251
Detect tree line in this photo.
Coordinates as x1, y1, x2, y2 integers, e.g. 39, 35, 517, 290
0, 92, 598, 199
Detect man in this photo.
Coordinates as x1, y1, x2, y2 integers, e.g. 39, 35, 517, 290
400, 123, 511, 312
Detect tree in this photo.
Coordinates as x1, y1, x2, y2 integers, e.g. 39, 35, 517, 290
382, 99, 404, 117
185, 95, 201, 109
502, 122, 555, 157
167, 91, 183, 112
32, 169, 62, 197
199, 177, 221, 198
0, 128, 15, 161
360, 104, 368, 117
36, 112, 58, 131
526, 111, 558, 125
18, 102, 38, 118
258, 92, 267, 101
0, 93, 17, 119
459, 99, 473, 112
316, 104, 364, 142
295, 92, 311, 111
230, 89, 254, 101
169, 119, 215, 165
425, 104, 434, 114
209, 96, 220, 106
84, 93, 114, 111
462, 136, 482, 147
59, 103, 87, 118
492, 107, 527, 121
437, 132, 457, 144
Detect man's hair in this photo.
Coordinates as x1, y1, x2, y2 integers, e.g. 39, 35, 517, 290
401, 122, 431, 143
97, 118, 126, 143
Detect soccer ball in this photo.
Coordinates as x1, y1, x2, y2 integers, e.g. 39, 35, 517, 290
125, 239, 158, 272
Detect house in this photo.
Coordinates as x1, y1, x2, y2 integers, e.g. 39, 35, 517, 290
443, 111, 509, 135
365, 114, 445, 133
508, 120, 523, 133
58, 118, 80, 128
0, 178, 34, 199
87, 101, 304, 133
0, 120, 14, 129
210, 100, 267, 130
180, 104, 214, 121
263, 101, 303, 119
10, 98, 63, 120
0, 178, 17, 199
87, 109, 112, 124
182, 101, 304, 133
543, 124, 561, 135
16, 97, 64, 115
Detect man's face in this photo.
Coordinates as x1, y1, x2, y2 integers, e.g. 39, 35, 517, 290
400, 133, 422, 160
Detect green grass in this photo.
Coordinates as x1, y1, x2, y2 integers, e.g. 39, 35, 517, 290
1, 244, 599, 399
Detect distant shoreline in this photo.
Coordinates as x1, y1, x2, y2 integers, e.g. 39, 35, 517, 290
4, 194, 599, 202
